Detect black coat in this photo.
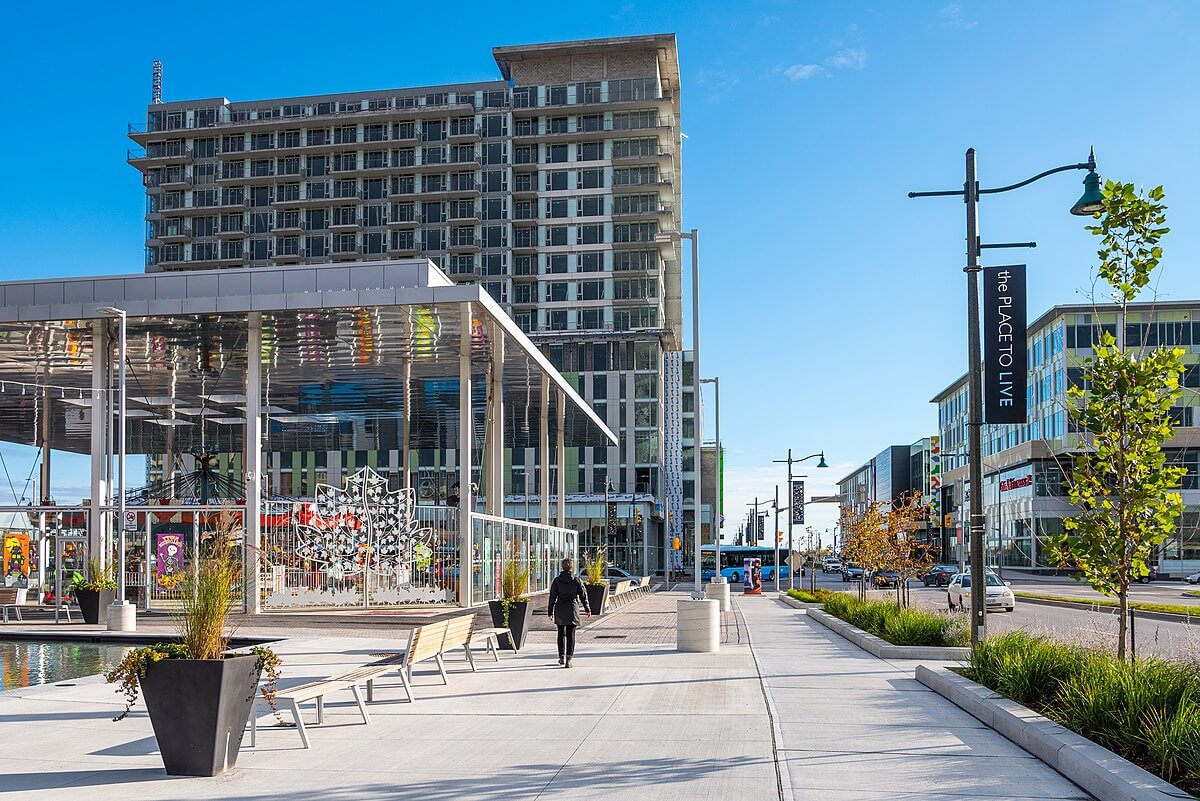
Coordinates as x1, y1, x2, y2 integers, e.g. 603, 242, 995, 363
548, 570, 590, 626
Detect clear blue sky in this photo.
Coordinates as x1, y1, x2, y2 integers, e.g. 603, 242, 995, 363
2, 1, 1198, 532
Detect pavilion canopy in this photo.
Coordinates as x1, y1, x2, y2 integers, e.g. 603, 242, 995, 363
0, 260, 615, 455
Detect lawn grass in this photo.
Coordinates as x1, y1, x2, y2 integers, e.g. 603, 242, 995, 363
819, 592, 968, 647
1014, 590, 1200, 617
967, 631, 1200, 793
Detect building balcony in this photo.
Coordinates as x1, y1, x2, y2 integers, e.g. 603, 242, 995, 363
511, 116, 675, 142
152, 226, 192, 245
330, 245, 362, 261
329, 218, 363, 232
388, 244, 419, 257
217, 226, 248, 239
612, 203, 674, 220
448, 124, 483, 142
511, 93, 673, 118
271, 223, 304, 236
449, 236, 480, 253
272, 250, 304, 264
128, 147, 193, 168
611, 148, 673, 165
387, 216, 420, 229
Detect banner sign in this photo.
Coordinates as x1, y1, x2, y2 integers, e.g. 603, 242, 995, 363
3, 532, 30, 587
606, 502, 618, 537
743, 558, 762, 595
790, 480, 805, 525
928, 436, 942, 523
155, 532, 186, 586
983, 265, 1028, 424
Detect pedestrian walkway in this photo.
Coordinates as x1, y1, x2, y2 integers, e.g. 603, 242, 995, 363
738, 593, 1092, 801
0, 591, 776, 800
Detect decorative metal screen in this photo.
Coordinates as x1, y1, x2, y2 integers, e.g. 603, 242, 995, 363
261, 467, 459, 609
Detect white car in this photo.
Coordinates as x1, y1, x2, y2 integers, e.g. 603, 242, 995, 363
1186, 571, 1200, 585
947, 571, 1015, 612
821, 558, 842, 573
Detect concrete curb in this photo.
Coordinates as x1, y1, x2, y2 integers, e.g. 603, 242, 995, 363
806, 608, 970, 661
777, 595, 820, 611
1015, 594, 1200, 626
915, 665, 1187, 801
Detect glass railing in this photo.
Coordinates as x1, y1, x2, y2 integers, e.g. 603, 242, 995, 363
470, 513, 577, 606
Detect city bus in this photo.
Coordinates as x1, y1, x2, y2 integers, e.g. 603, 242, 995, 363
700, 545, 792, 583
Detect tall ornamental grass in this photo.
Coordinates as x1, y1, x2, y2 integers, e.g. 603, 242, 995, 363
968, 631, 1200, 791
821, 593, 968, 647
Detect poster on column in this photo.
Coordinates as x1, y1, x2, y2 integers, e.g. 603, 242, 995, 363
155, 532, 187, 588
983, 265, 1028, 424
3, 533, 29, 587
743, 558, 762, 595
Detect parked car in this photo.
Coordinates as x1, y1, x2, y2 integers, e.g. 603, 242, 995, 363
870, 569, 901, 589
821, 558, 842, 573
841, 563, 863, 583
946, 571, 1015, 612
1136, 566, 1159, 584
921, 564, 959, 587
607, 566, 645, 587
1187, 571, 1200, 585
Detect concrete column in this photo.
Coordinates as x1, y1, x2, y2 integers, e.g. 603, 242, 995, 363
89, 320, 110, 563
676, 598, 720, 652
457, 303, 474, 607
244, 313, 263, 614
539, 376, 550, 524
556, 388, 566, 528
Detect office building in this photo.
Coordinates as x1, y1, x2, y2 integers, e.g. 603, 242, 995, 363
933, 301, 1200, 575
126, 35, 685, 575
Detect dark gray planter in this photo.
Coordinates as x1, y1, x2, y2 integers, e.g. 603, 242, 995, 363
73, 588, 115, 625
488, 599, 533, 650
139, 653, 262, 777
585, 583, 609, 616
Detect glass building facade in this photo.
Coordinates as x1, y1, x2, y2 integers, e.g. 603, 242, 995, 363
934, 301, 1200, 574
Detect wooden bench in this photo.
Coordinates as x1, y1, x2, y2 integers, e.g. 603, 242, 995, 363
0, 588, 25, 622
471, 624, 510, 661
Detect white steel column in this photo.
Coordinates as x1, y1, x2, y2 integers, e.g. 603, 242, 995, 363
539, 376, 550, 524
244, 313, 263, 614
89, 320, 110, 563
556, 388, 566, 527
401, 360, 411, 488
486, 323, 505, 516
458, 303, 474, 608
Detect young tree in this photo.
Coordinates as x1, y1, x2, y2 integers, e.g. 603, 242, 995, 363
1048, 181, 1184, 661
888, 493, 938, 608
840, 502, 891, 600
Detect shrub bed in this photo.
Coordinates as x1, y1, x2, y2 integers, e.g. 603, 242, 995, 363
967, 631, 1200, 793
820, 593, 968, 647
786, 588, 833, 604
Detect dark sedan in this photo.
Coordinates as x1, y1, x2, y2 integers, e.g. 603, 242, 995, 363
841, 563, 863, 583
871, 569, 901, 589
922, 564, 959, 587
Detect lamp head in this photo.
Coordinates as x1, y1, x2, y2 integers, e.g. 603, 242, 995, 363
817, 452, 829, 469
1070, 150, 1104, 216
96, 306, 127, 317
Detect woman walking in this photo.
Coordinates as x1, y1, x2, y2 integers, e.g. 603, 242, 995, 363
548, 557, 590, 667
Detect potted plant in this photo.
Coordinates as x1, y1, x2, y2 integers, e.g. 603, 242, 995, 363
70, 556, 116, 625
583, 548, 609, 616
105, 513, 281, 777
488, 547, 532, 650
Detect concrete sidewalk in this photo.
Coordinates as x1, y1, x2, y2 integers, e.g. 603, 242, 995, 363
0, 590, 776, 800
739, 594, 1092, 801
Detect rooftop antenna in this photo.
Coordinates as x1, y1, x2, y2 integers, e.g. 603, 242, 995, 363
151, 60, 163, 104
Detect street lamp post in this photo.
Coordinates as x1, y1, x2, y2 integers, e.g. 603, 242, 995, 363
773, 450, 828, 590
701, 376, 721, 576
656, 227, 703, 597
97, 307, 135, 632
909, 148, 1102, 646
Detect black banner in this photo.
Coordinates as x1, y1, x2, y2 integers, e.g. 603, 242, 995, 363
791, 481, 805, 525
983, 265, 1027, 424
606, 502, 617, 537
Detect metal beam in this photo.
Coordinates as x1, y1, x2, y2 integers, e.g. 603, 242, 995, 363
458, 303, 474, 608
244, 312, 263, 614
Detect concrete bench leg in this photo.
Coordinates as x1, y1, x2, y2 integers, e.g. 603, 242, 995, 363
288, 699, 310, 749
315, 695, 325, 724
350, 685, 371, 725
463, 644, 477, 672
489, 635, 501, 661
366, 678, 374, 703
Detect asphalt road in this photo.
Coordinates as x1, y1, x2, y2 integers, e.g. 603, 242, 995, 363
782, 569, 1200, 660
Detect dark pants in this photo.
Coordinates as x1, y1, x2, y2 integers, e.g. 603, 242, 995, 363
557, 624, 577, 658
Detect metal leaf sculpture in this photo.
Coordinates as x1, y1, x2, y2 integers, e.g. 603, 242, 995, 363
295, 467, 432, 582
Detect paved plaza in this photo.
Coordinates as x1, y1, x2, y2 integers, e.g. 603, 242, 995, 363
0, 591, 1091, 800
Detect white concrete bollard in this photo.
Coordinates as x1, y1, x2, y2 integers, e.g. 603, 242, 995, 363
106, 602, 137, 632
676, 598, 720, 653
704, 580, 731, 612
